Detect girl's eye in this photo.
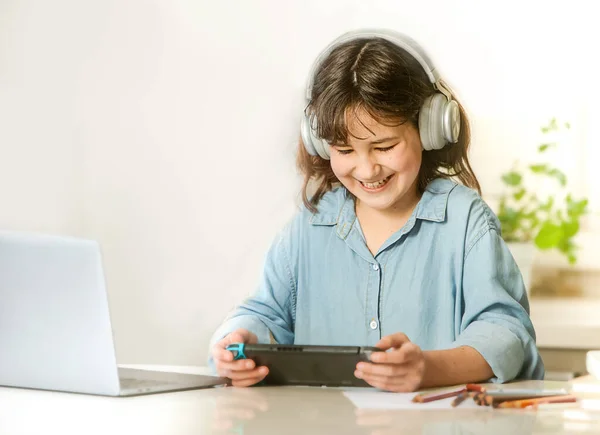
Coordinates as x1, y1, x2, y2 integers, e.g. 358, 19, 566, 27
335, 148, 353, 155
376, 145, 397, 152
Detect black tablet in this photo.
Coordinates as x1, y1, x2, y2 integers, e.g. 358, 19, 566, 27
226, 343, 381, 387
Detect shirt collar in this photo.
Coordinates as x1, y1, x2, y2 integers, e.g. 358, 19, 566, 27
414, 178, 457, 222
309, 178, 458, 233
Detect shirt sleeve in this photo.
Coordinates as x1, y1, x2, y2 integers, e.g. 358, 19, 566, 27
207, 228, 296, 373
452, 227, 545, 383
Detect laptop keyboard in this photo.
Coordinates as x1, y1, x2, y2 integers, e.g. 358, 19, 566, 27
119, 378, 165, 389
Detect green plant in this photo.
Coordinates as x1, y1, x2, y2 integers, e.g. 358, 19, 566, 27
497, 118, 589, 264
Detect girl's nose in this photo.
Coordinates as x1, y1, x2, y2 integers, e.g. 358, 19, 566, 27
354, 153, 381, 181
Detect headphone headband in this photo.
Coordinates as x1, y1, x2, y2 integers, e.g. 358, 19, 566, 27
305, 29, 441, 101
301, 28, 460, 157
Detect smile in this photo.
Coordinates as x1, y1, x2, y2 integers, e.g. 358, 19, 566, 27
359, 175, 393, 190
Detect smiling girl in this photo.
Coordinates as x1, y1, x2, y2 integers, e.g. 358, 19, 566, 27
209, 29, 544, 392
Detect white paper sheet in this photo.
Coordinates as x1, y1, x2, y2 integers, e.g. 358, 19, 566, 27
343, 390, 487, 410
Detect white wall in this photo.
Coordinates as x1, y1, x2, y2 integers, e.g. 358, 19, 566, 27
0, 1, 85, 235
2, 0, 598, 365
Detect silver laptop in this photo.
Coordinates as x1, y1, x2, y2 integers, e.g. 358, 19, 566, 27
0, 231, 227, 396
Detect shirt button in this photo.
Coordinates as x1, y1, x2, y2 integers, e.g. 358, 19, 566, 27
369, 319, 378, 330
372, 263, 379, 271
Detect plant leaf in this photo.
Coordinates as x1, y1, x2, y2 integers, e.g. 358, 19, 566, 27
558, 239, 577, 264
563, 220, 579, 238
567, 198, 589, 217
534, 222, 563, 250
548, 168, 567, 186
541, 118, 558, 133
529, 164, 548, 174
538, 143, 556, 152
502, 171, 522, 186
513, 188, 526, 201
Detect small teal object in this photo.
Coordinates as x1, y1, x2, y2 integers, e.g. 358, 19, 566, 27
226, 343, 247, 360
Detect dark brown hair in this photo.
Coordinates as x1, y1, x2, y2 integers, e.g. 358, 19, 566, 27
297, 37, 480, 213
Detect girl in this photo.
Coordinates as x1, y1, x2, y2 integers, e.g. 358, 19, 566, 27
209, 29, 544, 392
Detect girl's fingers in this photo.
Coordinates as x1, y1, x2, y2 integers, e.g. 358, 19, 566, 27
227, 366, 268, 381
216, 358, 256, 373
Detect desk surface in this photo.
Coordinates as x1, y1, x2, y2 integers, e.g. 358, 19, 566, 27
2, 365, 600, 435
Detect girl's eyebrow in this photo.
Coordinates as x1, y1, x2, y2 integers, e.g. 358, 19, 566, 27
333, 136, 399, 147
369, 136, 399, 145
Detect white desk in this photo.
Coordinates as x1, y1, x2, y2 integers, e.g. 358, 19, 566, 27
1, 365, 600, 435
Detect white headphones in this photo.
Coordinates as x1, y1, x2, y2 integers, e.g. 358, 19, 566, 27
301, 29, 461, 160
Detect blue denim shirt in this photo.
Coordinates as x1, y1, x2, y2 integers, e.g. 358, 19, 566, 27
209, 178, 544, 382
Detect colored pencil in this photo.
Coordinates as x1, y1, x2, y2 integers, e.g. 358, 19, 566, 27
451, 391, 475, 407
474, 392, 487, 406
497, 394, 577, 409
412, 386, 466, 403
466, 384, 486, 393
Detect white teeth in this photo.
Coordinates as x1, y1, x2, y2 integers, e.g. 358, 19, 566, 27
361, 176, 390, 189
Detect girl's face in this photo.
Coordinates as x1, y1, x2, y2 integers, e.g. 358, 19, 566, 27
329, 108, 422, 215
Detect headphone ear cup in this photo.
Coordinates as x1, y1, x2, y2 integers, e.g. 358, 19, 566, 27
316, 138, 330, 159
443, 99, 461, 144
300, 115, 330, 159
300, 114, 319, 156
419, 93, 447, 151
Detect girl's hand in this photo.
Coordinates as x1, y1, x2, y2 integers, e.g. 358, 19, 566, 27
355, 332, 425, 392
211, 328, 269, 387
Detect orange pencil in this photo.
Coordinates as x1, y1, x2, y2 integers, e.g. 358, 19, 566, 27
497, 394, 577, 409
466, 384, 486, 393
412, 386, 466, 403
